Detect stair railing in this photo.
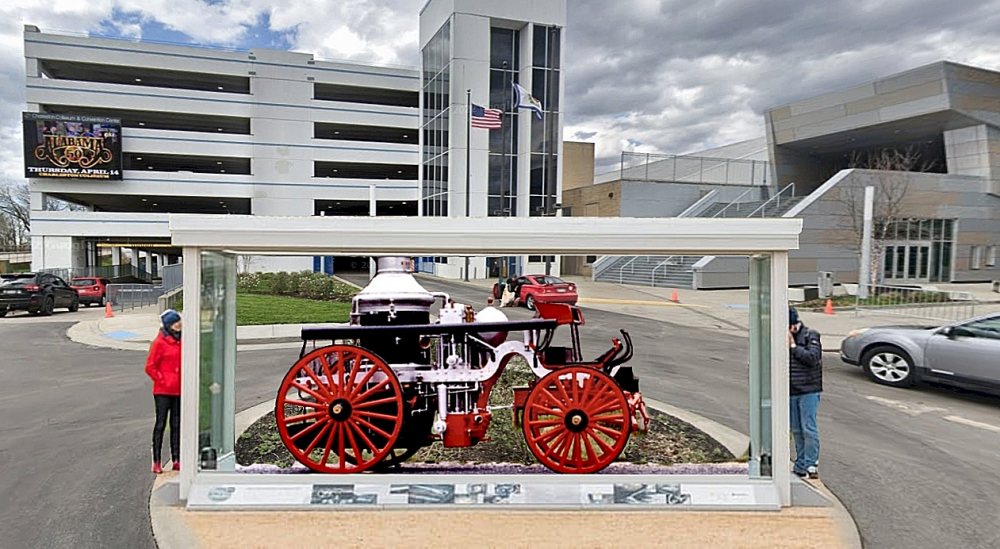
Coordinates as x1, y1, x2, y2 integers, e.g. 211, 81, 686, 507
747, 182, 795, 218
712, 187, 757, 218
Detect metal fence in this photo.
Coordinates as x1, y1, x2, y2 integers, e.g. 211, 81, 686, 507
107, 283, 165, 311
601, 151, 769, 186
855, 284, 980, 322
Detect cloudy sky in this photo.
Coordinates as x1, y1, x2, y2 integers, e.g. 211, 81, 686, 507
1, 0, 999, 180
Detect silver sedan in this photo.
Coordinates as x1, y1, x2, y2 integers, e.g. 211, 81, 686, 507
840, 312, 1000, 391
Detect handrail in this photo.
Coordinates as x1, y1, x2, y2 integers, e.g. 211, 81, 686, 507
747, 182, 795, 218
712, 187, 757, 218
676, 189, 720, 218
617, 256, 640, 284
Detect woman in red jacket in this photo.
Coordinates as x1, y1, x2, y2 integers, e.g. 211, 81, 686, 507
145, 309, 182, 474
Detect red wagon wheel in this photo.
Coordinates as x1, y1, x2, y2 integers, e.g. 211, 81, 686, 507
275, 345, 403, 474
522, 366, 631, 474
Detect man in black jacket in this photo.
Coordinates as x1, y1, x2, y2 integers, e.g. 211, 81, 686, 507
788, 307, 822, 479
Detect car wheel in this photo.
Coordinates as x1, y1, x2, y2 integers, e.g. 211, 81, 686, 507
69, 298, 79, 312
41, 296, 55, 316
99, 295, 106, 307
525, 295, 536, 311
862, 345, 916, 388
0, 309, 7, 318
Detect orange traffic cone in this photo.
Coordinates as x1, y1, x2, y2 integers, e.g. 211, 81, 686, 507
823, 298, 834, 315
670, 289, 680, 303
104, 302, 115, 318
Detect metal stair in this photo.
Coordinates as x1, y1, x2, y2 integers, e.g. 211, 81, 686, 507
594, 185, 803, 289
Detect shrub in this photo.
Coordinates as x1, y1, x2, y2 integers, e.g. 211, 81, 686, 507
236, 270, 356, 302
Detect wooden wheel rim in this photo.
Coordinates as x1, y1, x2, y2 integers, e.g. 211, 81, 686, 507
522, 366, 630, 474
275, 345, 403, 474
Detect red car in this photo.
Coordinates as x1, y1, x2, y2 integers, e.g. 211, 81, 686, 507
493, 275, 578, 310
70, 277, 111, 307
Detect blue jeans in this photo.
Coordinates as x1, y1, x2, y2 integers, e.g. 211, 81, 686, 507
790, 392, 820, 472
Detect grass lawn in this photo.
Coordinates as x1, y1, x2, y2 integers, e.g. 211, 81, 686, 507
236, 293, 351, 325
177, 293, 352, 325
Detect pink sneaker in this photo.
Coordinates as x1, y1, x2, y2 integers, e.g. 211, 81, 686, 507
172, 461, 181, 472
152, 462, 163, 474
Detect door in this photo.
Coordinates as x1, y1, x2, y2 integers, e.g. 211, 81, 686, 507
882, 241, 932, 283
51, 277, 73, 307
925, 314, 1000, 384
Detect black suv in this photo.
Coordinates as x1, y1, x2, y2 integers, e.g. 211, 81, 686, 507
0, 273, 80, 317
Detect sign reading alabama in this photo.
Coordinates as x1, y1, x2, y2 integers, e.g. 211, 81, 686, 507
23, 113, 123, 181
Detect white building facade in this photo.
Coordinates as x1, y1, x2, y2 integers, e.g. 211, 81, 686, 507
23, 25, 421, 274
418, 0, 567, 279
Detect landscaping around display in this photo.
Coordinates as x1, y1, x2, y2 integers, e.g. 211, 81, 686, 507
236, 360, 737, 470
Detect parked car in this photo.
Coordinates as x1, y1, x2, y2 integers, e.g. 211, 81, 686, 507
492, 275, 578, 310
70, 277, 111, 307
840, 312, 1000, 391
0, 272, 80, 317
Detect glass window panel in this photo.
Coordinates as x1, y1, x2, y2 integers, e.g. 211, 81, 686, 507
919, 246, 929, 279
941, 243, 951, 282
531, 116, 544, 153
908, 246, 918, 278
199, 251, 237, 471
546, 71, 560, 111
548, 28, 561, 69
532, 68, 546, 103
530, 154, 544, 195
488, 155, 503, 195
895, 246, 905, 276
490, 70, 508, 109
490, 28, 514, 69
545, 154, 558, 198
930, 242, 942, 282
533, 25, 547, 67
944, 220, 953, 240
884, 246, 895, 278
530, 195, 545, 216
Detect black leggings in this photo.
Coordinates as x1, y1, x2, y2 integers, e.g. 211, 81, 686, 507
152, 395, 180, 463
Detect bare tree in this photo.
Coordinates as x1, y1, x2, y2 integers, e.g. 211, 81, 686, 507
0, 181, 30, 248
237, 255, 256, 274
836, 146, 934, 287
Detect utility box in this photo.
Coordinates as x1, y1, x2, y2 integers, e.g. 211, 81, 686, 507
818, 272, 834, 298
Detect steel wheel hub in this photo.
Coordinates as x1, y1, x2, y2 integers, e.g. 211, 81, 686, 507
328, 399, 353, 421
564, 409, 589, 433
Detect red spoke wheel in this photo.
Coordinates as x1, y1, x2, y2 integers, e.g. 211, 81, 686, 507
275, 345, 403, 474
522, 366, 631, 474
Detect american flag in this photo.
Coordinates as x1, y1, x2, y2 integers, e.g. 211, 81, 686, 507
471, 104, 502, 129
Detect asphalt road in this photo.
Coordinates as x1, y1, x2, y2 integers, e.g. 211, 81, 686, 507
416, 277, 1000, 549
0, 320, 289, 549
1, 278, 998, 548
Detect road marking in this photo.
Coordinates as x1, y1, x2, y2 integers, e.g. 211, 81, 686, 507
864, 395, 947, 416
943, 415, 1000, 434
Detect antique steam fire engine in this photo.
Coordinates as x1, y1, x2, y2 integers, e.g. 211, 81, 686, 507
276, 257, 648, 474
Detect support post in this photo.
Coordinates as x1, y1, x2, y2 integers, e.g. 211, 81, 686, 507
769, 251, 791, 506
369, 183, 376, 280
179, 246, 201, 500
859, 186, 875, 299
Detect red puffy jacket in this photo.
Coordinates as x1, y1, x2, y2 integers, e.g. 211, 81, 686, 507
145, 330, 181, 396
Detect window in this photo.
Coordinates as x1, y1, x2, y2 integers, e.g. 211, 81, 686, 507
420, 21, 451, 218
528, 256, 556, 263
958, 315, 1000, 340
988, 246, 997, 267
971, 246, 983, 270
585, 255, 597, 264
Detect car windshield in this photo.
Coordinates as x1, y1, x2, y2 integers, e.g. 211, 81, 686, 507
0, 274, 35, 285
534, 276, 565, 285
71, 279, 97, 287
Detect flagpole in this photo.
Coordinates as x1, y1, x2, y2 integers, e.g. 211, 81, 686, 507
464, 88, 471, 282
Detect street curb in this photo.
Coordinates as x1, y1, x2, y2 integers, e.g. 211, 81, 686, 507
643, 397, 749, 459
809, 480, 864, 549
